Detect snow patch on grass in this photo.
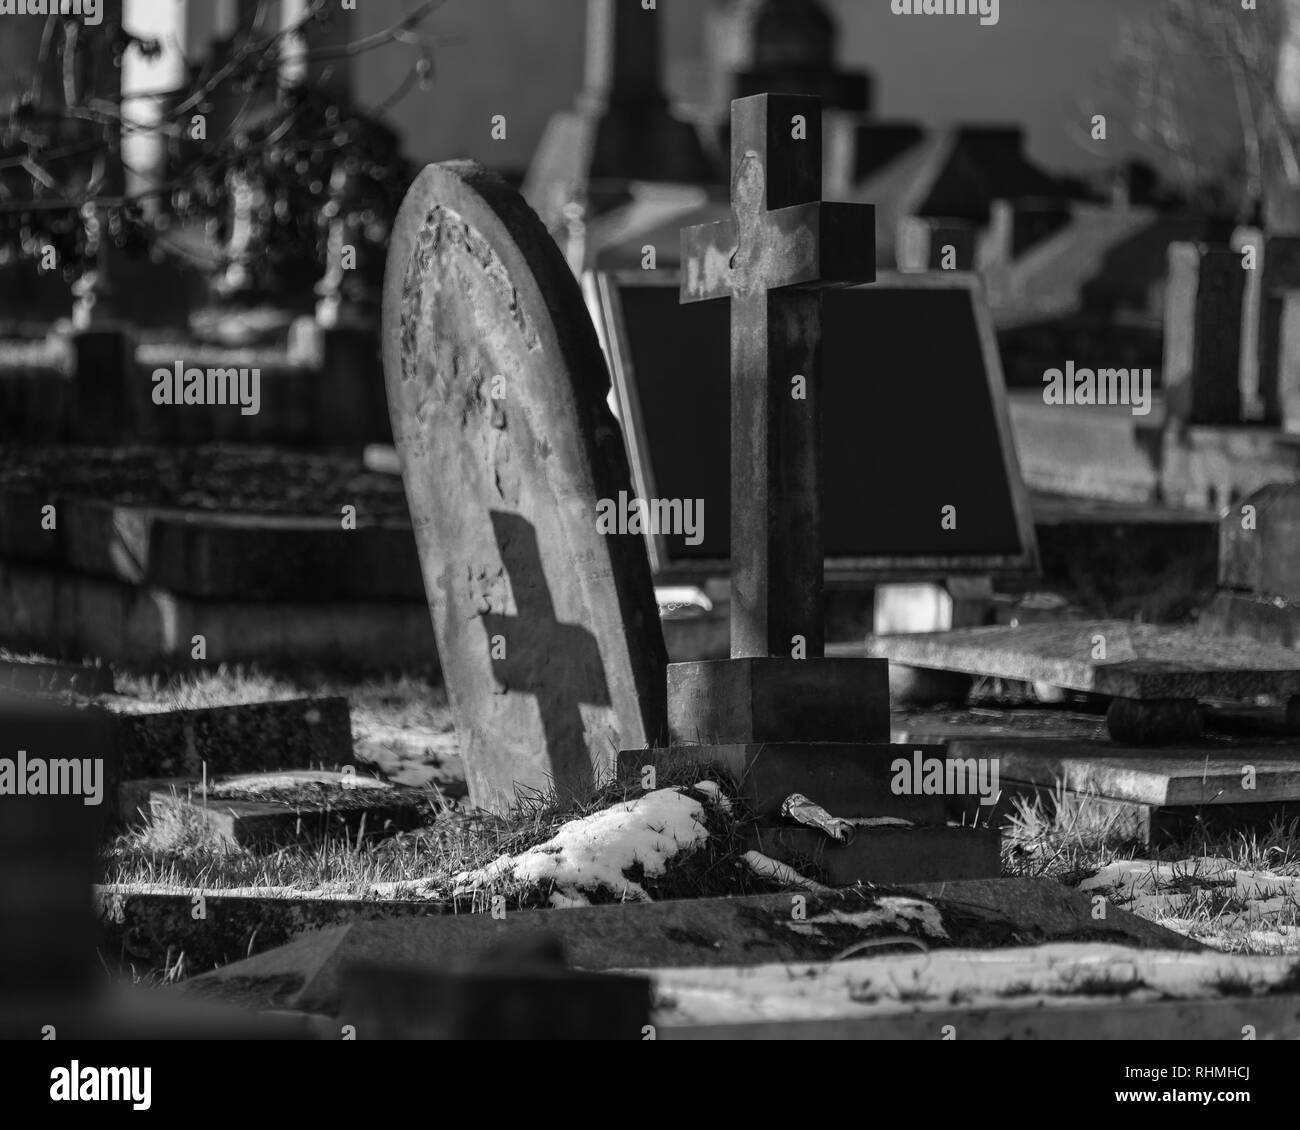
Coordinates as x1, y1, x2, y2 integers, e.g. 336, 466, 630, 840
788, 899, 949, 940
453, 788, 710, 907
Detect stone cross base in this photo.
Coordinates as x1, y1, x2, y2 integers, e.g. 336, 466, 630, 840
666, 657, 890, 746
615, 742, 1000, 886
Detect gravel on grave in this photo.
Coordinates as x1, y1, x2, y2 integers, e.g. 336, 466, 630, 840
0, 444, 411, 521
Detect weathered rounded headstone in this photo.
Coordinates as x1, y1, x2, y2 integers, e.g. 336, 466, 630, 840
382, 161, 667, 814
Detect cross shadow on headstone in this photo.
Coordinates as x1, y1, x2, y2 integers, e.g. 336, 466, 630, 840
482, 511, 612, 803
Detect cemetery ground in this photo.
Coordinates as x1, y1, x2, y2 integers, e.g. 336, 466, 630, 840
71, 657, 1300, 983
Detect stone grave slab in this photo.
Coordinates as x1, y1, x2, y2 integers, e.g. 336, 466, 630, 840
0, 693, 324, 1039
891, 705, 1110, 745
867, 621, 1300, 743
382, 159, 667, 815
56, 501, 424, 602
5, 693, 354, 822
971, 739, 1300, 807
177, 879, 1199, 1015
97, 885, 442, 975
108, 696, 353, 783
0, 654, 113, 695
943, 736, 1300, 845
652, 946, 1300, 1040
0, 486, 423, 600
119, 770, 428, 849
0, 447, 432, 669
0, 557, 435, 671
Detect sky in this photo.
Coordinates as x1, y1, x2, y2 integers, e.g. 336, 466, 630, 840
358, 0, 1159, 180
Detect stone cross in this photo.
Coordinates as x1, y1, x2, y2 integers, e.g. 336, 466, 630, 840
681, 93, 874, 658
524, 0, 715, 238
582, 0, 668, 113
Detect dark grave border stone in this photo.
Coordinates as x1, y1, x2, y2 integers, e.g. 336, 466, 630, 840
0, 655, 113, 696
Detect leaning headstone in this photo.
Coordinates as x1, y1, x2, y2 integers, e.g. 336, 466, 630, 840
382, 160, 667, 815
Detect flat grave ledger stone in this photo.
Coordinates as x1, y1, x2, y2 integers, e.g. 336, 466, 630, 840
175, 879, 1198, 1016
949, 736, 1300, 846
586, 269, 1038, 583
0, 689, 352, 825
0, 655, 113, 696
617, 93, 997, 885
0, 446, 432, 670
867, 620, 1300, 744
119, 770, 428, 850
382, 159, 668, 816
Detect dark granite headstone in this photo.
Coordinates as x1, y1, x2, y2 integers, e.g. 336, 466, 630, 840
591, 271, 1036, 580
